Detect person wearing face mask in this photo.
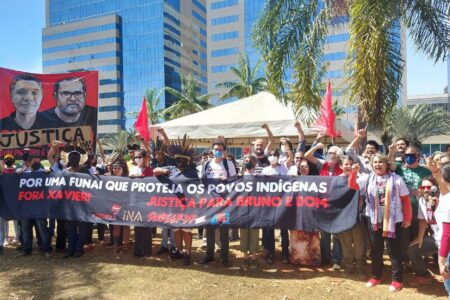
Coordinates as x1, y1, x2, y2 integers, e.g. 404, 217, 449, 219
200, 139, 237, 267
389, 144, 431, 266
261, 149, 292, 264
154, 135, 199, 265
129, 149, 154, 258
305, 141, 344, 270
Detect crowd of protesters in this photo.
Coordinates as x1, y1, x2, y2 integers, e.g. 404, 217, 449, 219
1, 123, 450, 296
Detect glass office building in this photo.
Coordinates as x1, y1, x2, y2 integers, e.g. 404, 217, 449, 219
43, 0, 207, 135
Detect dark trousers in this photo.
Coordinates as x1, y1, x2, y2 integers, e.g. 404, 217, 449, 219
86, 223, 94, 244
206, 227, 229, 262
320, 232, 342, 264
262, 229, 289, 258
22, 219, 51, 253
369, 221, 403, 282
55, 219, 66, 251
66, 220, 88, 254
134, 227, 152, 257
97, 223, 107, 241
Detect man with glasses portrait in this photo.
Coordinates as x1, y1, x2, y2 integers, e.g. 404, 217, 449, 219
42, 77, 97, 127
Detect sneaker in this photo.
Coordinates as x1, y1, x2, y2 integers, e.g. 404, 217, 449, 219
281, 258, 290, 264
241, 259, 250, 269
333, 263, 342, 271
249, 259, 257, 269
409, 275, 431, 286
183, 253, 191, 266
366, 278, 381, 288
170, 250, 183, 260
389, 281, 403, 292
156, 247, 169, 255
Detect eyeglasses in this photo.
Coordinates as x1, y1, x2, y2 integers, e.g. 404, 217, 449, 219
59, 91, 85, 100
419, 185, 433, 190
294, 157, 304, 160
134, 156, 143, 159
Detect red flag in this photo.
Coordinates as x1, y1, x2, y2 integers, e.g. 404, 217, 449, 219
315, 80, 340, 137
135, 97, 150, 142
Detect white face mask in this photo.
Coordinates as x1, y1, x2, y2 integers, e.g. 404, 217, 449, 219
280, 145, 286, 153
268, 155, 278, 164
135, 157, 144, 166
59, 159, 67, 168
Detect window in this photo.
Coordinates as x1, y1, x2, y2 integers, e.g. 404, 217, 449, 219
100, 92, 123, 99
99, 78, 123, 85
192, 0, 206, 13
192, 10, 206, 25
211, 15, 238, 26
43, 23, 119, 41
98, 106, 125, 112
211, 47, 239, 57
323, 52, 346, 61
43, 37, 120, 54
164, 23, 180, 36
163, 12, 181, 26
200, 40, 207, 48
211, 64, 235, 73
326, 33, 349, 44
212, 31, 239, 41
211, 0, 238, 10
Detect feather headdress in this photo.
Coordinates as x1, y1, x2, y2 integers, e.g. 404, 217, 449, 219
167, 134, 199, 161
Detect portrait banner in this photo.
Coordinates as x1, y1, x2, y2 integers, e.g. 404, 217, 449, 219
0, 173, 359, 233
0, 67, 98, 158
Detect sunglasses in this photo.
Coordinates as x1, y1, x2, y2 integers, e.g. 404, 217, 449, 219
134, 156, 143, 159
419, 185, 434, 190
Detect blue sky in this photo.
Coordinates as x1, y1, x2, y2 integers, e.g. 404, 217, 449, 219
0, 1, 447, 96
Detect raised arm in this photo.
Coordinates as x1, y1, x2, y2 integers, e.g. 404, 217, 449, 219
294, 121, 306, 153
347, 128, 366, 152
388, 143, 398, 171
285, 142, 294, 168
96, 139, 105, 165
311, 131, 325, 148
157, 127, 170, 146
261, 123, 274, 151
305, 142, 323, 166
426, 157, 449, 195
47, 140, 63, 165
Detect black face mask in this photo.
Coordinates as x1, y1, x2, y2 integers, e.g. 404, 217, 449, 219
244, 162, 254, 170
31, 162, 41, 171
4, 159, 14, 166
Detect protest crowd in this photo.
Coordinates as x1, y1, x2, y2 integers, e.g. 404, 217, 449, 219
1, 122, 450, 297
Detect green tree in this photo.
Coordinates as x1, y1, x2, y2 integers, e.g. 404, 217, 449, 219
162, 74, 214, 120
253, 0, 449, 128
102, 130, 130, 155
214, 54, 267, 102
145, 88, 163, 125
388, 104, 450, 149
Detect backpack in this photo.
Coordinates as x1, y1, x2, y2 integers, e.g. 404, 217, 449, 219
202, 159, 230, 179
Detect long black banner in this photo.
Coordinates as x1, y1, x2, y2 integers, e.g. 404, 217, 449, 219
0, 173, 359, 233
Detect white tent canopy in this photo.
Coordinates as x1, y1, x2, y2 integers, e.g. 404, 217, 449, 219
159, 92, 354, 147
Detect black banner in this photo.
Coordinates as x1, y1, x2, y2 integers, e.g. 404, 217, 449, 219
0, 173, 359, 233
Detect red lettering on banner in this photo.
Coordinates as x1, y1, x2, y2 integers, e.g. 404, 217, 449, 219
295, 196, 328, 209
285, 196, 293, 207
18, 191, 44, 201
272, 196, 282, 207
63, 191, 91, 203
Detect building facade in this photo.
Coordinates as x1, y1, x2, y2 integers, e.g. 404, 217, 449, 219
43, 0, 207, 136
406, 93, 450, 155
207, 0, 407, 121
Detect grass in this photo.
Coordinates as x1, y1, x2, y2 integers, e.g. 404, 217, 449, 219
0, 228, 447, 300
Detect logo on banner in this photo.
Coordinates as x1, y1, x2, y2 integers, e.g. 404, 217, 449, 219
210, 213, 230, 225
111, 204, 121, 215
122, 210, 143, 222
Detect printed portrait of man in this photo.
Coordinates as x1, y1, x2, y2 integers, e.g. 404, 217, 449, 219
0, 74, 47, 131
41, 77, 97, 127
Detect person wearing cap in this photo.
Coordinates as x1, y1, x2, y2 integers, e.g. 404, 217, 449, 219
199, 139, 236, 267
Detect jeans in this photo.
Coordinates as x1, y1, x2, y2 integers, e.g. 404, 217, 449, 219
22, 219, 51, 253
407, 236, 438, 276
206, 227, 229, 262
369, 221, 403, 282
66, 220, 87, 254
161, 228, 175, 249
444, 253, 450, 297
320, 232, 342, 264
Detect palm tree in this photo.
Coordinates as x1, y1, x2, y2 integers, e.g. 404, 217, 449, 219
214, 54, 267, 102
253, 1, 449, 128
102, 130, 130, 155
161, 74, 214, 120
145, 88, 163, 125
332, 101, 346, 120
388, 104, 450, 149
